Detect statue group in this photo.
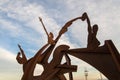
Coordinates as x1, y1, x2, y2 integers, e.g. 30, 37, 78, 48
16, 13, 120, 80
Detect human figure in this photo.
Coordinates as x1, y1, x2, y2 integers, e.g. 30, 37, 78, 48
16, 43, 49, 80
82, 12, 100, 50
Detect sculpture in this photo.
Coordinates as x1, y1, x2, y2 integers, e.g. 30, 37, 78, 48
16, 12, 120, 80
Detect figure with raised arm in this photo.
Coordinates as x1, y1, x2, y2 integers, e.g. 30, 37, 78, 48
39, 17, 55, 45
82, 12, 100, 50
16, 43, 49, 80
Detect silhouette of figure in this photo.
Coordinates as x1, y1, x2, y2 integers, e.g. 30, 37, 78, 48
16, 43, 49, 80
82, 12, 100, 50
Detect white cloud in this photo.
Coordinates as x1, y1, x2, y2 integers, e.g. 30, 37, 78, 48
0, 47, 22, 80
0, 0, 60, 34
0, 18, 23, 37
0, 0, 9, 6
0, 47, 16, 62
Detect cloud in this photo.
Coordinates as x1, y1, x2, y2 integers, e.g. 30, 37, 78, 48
0, 0, 60, 34
0, 47, 22, 80
0, 47, 16, 62
0, 18, 23, 37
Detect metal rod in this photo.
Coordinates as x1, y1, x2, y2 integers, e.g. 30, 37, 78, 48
39, 17, 49, 37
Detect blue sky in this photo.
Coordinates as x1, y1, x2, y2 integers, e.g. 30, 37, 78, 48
0, 0, 120, 80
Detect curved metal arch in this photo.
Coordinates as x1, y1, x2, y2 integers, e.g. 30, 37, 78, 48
67, 40, 120, 80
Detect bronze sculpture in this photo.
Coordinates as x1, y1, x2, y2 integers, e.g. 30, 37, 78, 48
16, 12, 120, 80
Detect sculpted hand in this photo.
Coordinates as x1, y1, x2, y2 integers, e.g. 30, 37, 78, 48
81, 12, 87, 21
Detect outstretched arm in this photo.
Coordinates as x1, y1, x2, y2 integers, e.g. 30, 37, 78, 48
59, 16, 82, 35
58, 12, 89, 36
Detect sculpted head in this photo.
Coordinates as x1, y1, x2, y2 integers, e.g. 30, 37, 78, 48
93, 24, 98, 33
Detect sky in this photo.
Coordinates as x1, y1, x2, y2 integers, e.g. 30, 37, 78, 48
0, 0, 120, 80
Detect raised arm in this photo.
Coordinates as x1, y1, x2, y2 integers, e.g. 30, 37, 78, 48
18, 44, 27, 62
39, 17, 55, 45
82, 12, 92, 33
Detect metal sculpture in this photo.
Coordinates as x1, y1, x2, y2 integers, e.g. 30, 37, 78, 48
16, 12, 120, 80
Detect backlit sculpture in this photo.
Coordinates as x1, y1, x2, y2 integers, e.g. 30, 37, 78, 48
16, 12, 120, 80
